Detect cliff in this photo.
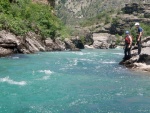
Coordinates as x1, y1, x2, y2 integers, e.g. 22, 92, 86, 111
55, 0, 150, 25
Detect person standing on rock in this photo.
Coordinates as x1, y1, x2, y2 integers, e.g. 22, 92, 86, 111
135, 22, 143, 55
124, 31, 132, 60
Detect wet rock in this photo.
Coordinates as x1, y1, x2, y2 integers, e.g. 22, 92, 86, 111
24, 32, 45, 53
0, 47, 14, 57
84, 32, 93, 45
54, 38, 66, 51
0, 30, 20, 56
64, 38, 80, 51
71, 37, 84, 49
44, 38, 54, 51
84, 45, 94, 49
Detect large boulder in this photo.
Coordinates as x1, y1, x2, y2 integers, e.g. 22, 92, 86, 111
0, 30, 47, 56
0, 30, 19, 48
0, 30, 20, 56
92, 33, 116, 49
54, 38, 66, 51
71, 36, 84, 49
84, 32, 93, 45
44, 38, 65, 51
64, 38, 80, 51
92, 33, 108, 49
142, 36, 150, 47
24, 32, 45, 53
44, 38, 55, 51
0, 47, 14, 57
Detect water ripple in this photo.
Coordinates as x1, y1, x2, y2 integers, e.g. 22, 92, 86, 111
0, 76, 26, 86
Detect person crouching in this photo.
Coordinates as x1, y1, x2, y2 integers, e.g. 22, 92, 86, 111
124, 31, 132, 60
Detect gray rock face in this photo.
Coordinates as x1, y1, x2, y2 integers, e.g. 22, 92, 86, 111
54, 38, 66, 51
110, 3, 150, 35
123, 3, 145, 14
0, 47, 14, 57
64, 38, 80, 51
0, 30, 19, 47
25, 32, 45, 52
0, 31, 46, 54
71, 37, 84, 49
84, 32, 93, 46
44, 38, 66, 51
0, 30, 19, 56
45, 38, 55, 51
92, 33, 116, 49
56, 0, 150, 25
144, 10, 150, 18
0, 30, 81, 57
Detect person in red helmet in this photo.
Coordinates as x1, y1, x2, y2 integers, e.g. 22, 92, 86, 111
124, 30, 132, 60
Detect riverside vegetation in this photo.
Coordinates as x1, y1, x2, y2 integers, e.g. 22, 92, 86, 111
0, 0, 84, 57
0, 0, 68, 39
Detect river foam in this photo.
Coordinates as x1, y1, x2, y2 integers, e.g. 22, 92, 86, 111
38, 70, 53, 75
0, 76, 27, 86
102, 61, 117, 64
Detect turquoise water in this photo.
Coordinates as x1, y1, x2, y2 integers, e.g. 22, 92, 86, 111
0, 49, 150, 113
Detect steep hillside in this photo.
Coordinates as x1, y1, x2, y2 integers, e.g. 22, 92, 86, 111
0, 0, 68, 38
55, 0, 150, 25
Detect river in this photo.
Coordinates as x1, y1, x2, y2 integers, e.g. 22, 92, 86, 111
0, 49, 150, 113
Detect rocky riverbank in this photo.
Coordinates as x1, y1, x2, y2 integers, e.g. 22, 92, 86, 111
0, 30, 83, 57
119, 36, 150, 72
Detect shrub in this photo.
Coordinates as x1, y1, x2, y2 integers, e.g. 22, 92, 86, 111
140, 23, 150, 37
115, 34, 121, 45
0, 0, 68, 39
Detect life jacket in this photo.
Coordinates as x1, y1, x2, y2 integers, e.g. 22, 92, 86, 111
125, 36, 131, 44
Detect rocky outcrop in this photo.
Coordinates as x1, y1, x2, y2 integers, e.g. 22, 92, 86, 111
92, 33, 109, 49
120, 36, 150, 72
71, 37, 84, 49
0, 30, 20, 56
64, 38, 80, 51
144, 10, 150, 18
56, 0, 150, 25
44, 38, 66, 51
0, 47, 14, 57
0, 30, 82, 57
92, 33, 116, 49
24, 32, 45, 53
84, 32, 93, 46
110, 3, 150, 35
123, 3, 145, 14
